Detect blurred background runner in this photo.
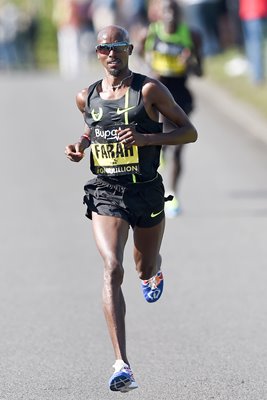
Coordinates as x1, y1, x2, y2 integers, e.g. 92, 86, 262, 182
140, 0, 203, 217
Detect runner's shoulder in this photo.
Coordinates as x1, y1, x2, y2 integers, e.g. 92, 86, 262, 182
141, 76, 171, 100
76, 87, 89, 112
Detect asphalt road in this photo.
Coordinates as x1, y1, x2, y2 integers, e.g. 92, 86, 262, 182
1, 69, 267, 400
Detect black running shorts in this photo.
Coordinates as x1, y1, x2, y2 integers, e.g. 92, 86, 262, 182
83, 174, 166, 228
160, 76, 194, 115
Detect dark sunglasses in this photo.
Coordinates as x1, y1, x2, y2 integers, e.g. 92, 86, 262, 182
95, 42, 130, 55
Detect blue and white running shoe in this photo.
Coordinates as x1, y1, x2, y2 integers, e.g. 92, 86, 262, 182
141, 271, 164, 303
109, 360, 138, 392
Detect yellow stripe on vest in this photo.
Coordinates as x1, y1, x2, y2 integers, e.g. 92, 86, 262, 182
124, 88, 137, 183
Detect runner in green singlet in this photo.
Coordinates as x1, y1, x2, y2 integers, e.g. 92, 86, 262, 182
143, 0, 203, 217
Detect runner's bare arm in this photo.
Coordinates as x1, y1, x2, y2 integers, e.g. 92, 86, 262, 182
120, 79, 197, 147
76, 88, 87, 113
188, 29, 203, 77
65, 89, 91, 162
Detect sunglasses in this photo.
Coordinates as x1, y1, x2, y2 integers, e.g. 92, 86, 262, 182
95, 42, 130, 55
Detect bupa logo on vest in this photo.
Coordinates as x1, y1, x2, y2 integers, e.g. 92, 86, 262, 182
94, 127, 120, 141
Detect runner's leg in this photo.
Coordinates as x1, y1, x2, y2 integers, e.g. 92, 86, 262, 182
133, 219, 165, 280
92, 212, 130, 364
161, 115, 183, 194
170, 144, 184, 194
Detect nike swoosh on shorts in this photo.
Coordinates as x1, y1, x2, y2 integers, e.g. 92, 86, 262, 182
150, 209, 164, 218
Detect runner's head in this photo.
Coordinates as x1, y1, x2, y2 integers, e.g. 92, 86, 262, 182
95, 25, 133, 77
161, 0, 182, 30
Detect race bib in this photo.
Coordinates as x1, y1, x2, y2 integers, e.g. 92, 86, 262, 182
152, 52, 186, 75
90, 124, 140, 176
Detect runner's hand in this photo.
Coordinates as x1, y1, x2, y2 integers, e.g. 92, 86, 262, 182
65, 143, 84, 162
118, 126, 146, 147
178, 48, 191, 66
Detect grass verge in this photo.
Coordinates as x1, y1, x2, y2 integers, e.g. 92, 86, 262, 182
204, 48, 267, 120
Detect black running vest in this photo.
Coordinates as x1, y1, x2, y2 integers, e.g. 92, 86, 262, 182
84, 73, 162, 184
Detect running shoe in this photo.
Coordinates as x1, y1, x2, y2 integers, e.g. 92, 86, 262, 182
165, 195, 181, 218
141, 271, 164, 303
109, 360, 138, 392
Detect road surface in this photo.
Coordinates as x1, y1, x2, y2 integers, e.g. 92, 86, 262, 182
0, 70, 267, 400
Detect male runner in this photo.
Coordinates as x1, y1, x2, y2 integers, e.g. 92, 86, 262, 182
65, 24, 197, 392
143, 0, 203, 217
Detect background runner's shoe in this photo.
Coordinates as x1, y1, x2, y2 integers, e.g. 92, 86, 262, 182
109, 360, 138, 392
165, 196, 181, 218
141, 271, 164, 303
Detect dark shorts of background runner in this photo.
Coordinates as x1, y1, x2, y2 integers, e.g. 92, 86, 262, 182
83, 174, 166, 228
160, 76, 194, 115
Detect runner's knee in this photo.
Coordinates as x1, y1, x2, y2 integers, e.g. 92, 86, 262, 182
136, 261, 156, 280
104, 259, 124, 285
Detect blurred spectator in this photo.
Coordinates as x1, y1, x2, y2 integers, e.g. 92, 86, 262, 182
15, 7, 39, 69
180, 0, 222, 56
0, 1, 19, 70
239, 0, 267, 84
116, 0, 148, 46
53, 0, 94, 79
225, 0, 243, 48
91, 0, 148, 47
76, 0, 95, 66
91, 0, 116, 32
